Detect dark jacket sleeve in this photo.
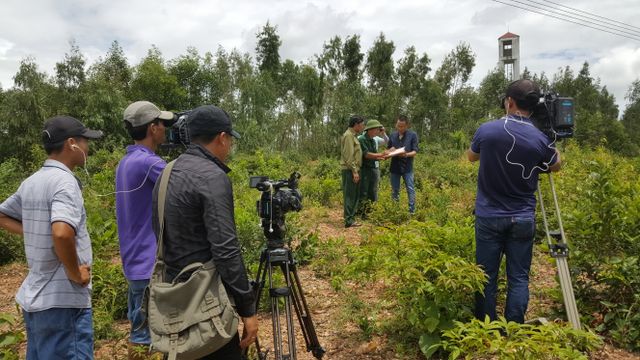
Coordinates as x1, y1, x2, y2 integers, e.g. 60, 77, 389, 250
201, 174, 256, 317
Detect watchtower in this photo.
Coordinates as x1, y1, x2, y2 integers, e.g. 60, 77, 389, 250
498, 32, 520, 81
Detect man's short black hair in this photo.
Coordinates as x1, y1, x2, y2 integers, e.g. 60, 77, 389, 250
190, 132, 221, 146
505, 79, 541, 112
125, 118, 162, 141
43, 136, 83, 155
348, 115, 365, 128
43, 141, 65, 155
397, 114, 409, 124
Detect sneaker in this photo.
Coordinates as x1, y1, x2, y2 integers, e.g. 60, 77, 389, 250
345, 222, 362, 228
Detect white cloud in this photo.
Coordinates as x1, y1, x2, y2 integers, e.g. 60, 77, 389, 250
592, 46, 640, 102
0, 0, 638, 111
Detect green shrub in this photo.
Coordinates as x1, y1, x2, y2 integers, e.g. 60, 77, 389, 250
299, 177, 340, 207
0, 158, 28, 264
92, 259, 128, 340
346, 225, 486, 354
0, 312, 24, 360
431, 318, 603, 359
547, 146, 640, 350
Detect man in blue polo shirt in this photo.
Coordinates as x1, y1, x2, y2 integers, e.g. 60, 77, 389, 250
115, 101, 174, 358
387, 115, 419, 214
466, 79, 561, 324
0, 115, 102, 359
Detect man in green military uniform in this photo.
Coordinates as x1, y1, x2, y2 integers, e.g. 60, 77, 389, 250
358, 120, 387, 215
341, 115, 365, 228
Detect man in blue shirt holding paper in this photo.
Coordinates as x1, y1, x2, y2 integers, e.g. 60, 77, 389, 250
387, 115, 419, 214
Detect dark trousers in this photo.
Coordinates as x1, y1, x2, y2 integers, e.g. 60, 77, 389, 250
199, 333, 241, 360
342, 169, 360, 226
163, 333, 241, 360
359, 167, 380, 202
474, 216, 535, 324
358, 167, 380, 215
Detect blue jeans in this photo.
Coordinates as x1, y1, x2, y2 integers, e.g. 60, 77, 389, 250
474, 216, 535, 324
128, 279, 151, 344
23, 307, 93, 360
390, 171, 416, 213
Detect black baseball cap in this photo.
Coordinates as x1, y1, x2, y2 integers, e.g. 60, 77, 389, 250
187, 105, 241, 139
505, 79, 541, 106
42, 115, 103, 144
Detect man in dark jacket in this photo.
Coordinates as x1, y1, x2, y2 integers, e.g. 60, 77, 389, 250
151, 105, 258, 359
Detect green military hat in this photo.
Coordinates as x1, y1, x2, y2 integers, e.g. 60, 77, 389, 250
364, 119, 383, 131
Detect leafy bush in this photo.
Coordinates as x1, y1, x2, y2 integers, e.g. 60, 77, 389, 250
299, 177, 341, 207
0, 312, 24, 360
432, 317, 602, 359
0, 158, 28, 264
346, 225, 486, 355
541, 145, 640, 350
92, 259, 128, 340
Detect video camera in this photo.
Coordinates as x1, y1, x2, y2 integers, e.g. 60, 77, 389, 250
531, 92, 575, 140
250, 172, 303, 248
164, 110, 192, 147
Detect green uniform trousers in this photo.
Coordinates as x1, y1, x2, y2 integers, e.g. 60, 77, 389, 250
359, 167, 380, 202
342, 169, 360, 226
358, 167, 380, 216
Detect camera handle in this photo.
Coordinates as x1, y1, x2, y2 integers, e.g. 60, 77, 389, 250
537, 173, 581, 330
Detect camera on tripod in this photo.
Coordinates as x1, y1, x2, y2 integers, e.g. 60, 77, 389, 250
250, 172, 303, 248
531, 92, 575, 140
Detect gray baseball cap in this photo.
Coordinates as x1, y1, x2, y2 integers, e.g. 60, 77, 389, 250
123, 101, 175, 127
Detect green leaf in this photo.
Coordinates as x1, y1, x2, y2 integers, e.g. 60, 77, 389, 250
419, 333, 442, 358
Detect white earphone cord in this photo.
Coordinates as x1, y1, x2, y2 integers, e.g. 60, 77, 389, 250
76, 146, 91, 180
95, 159, 164, 197
503, 114, 558, 180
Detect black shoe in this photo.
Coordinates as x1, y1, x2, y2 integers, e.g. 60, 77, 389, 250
345, 222, 362, 228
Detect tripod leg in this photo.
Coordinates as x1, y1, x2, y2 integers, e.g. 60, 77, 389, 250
288, 259, 325, 359
245, 249, 270, 360
268, 260, 285, 359
547, 175, 582, 330
281, 262, 297, 359
537, 175, 581, 330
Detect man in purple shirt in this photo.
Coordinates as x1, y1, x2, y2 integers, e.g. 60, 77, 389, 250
115, 101, 174, 358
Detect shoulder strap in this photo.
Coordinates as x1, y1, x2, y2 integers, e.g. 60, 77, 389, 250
156, 160, 176, 262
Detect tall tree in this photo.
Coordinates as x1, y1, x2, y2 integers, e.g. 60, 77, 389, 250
365, 33, 398, 121
317, 36, 343, 87
477, 68, 508, 121
0, 58, 55, 160
396, 46, 442, 137
366, 33, 395, 92
622, 79, 640, 148
434, 42, 475, 99
129, 46, 185, 110
342, 35, 364, 84
256, 22, 282, 74
83, 41, 132, 148
169, 47, 206, 109
54, 40, 87, 116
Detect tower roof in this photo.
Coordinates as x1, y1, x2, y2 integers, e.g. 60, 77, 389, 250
499, 32, 519, 39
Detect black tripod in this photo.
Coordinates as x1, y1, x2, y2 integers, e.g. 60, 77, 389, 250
247, 241, 325, 360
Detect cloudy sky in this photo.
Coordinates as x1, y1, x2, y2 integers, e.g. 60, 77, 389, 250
1, 0, 639, 112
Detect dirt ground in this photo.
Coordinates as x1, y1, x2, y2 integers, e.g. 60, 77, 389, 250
1, 207, 639, 359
